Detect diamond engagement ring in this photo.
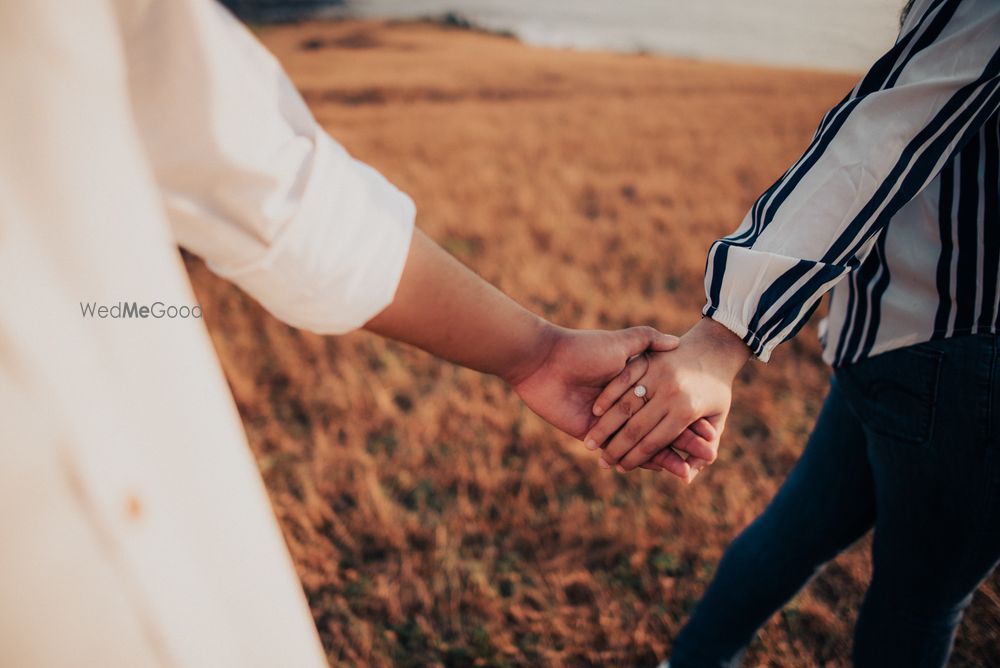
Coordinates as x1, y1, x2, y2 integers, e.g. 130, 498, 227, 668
633, 384, 648, 401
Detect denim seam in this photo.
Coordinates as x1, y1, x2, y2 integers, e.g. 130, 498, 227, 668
985, 338, 996, 444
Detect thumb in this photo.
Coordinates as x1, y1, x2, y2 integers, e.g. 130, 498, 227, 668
622, 326, 679, 357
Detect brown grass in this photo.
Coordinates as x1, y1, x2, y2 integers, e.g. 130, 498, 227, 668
184, 19, 1000, 667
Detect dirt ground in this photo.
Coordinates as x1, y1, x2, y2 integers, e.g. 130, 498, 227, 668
184, 19, 1000, 667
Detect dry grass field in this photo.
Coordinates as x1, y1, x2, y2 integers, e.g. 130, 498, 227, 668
183, 19, 1000, 667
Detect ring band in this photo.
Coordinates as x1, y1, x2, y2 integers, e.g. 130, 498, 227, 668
633, 384, 648, 401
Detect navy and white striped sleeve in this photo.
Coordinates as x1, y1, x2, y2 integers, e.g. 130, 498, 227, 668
703, 0, 1000, 361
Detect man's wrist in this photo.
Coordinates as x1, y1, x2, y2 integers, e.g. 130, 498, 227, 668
502, 318, 561, 387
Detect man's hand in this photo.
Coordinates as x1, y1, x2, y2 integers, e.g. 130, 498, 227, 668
507, 325, 679, 440
583, 318, 750, 479
363, 229, 715, 467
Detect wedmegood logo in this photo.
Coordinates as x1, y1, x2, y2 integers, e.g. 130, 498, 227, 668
79, 301, 203, 319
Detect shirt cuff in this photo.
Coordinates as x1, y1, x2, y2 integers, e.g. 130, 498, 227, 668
207, 132, 415, 334
702, 303, 775, 363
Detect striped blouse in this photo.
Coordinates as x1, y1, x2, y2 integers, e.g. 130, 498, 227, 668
703, 0, 1000, 366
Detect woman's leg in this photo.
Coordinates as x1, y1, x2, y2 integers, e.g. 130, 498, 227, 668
844, 335, 1000, 667
669, 377, 876, 667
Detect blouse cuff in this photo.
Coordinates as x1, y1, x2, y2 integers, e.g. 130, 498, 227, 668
702, 303, 776, 363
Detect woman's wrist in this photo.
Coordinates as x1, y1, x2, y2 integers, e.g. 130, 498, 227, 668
686, 317, 751, 381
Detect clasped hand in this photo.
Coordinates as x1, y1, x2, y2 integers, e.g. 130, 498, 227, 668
585, 317, 749, 481
509, 317, 749, 482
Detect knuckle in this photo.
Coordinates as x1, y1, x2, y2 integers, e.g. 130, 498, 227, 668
638, 439, 661, 456
618, 400, 635, 417
622, 424, 643, 442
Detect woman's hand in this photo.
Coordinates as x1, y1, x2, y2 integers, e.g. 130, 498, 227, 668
364, 229, 717, 470
509, 325, 680, 442
583, 318, 750, 479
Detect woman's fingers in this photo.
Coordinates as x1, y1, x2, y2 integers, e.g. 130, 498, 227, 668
614, 409, 692, 472
647, 447, 692, 479
584, 375, 650, 450
600, 399, 664, 470
636, 420, 718, 481
592, 354, 649, 417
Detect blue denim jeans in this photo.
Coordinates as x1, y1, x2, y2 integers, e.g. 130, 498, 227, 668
670, 334, 1000, 667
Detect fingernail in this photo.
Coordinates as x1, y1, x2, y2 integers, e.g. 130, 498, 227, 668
616, 465, 627, 473
598, 459, 611, 469
593, 406, 604, 416
584, 439, 598, 451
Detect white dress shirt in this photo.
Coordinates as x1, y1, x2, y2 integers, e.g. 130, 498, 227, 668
1, 0, 413, 665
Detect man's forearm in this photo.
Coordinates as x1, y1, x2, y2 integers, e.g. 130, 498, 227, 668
364, 228, 556, 384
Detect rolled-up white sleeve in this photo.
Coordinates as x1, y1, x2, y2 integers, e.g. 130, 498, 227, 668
119, 0, 414, 333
